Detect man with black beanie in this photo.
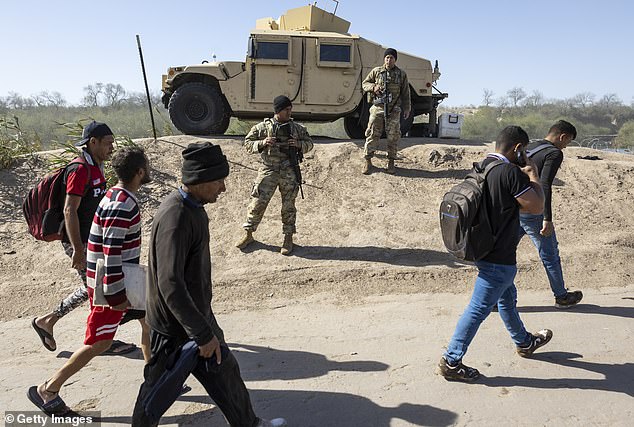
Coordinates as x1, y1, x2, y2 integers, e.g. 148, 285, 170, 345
132, 142, 286, 427
361, 47, 411, 174
236, 95, 313, 255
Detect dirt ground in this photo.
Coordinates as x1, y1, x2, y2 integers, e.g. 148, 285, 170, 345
0, 135, 632, 426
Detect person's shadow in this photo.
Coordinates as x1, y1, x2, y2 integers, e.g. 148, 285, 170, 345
175, 390, 458, 427
98, 344, 457, 426
518, 300, 634, 320
482, 351, 634, 397
227, 345, 456, 425
292, 245, 466, 268
99, 392, 457, 427
229, 343, 389, 381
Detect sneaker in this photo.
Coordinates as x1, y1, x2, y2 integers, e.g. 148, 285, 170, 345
555, 291, 583, 309
516, 329, 553, 358
438, 356, 480, 382
256, 418, 287, 427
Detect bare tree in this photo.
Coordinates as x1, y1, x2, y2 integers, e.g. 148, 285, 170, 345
482, 88, 494, 107
496, 96, 510, 109
31, 91, 67, 108
6, 92, 34, 109
32, 93, 48, 107
506, 87, 526, 107
523, 90, 544, 108
125, 90, 162, 107
82, 83, 104, 107
44, 91, 67, 108
598, 93, 622, 109
103, 83, 127, 107
571, 92, 595, 108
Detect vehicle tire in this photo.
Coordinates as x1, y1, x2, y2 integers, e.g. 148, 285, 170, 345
168, 82, 230, 135
409, 123, 430, 137
344, 115, 368, 139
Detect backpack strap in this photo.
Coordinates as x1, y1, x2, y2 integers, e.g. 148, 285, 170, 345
527, 142, 556, 158
64, 155, 93, 197
473, 158, 505, 177
482, 159, 505, 176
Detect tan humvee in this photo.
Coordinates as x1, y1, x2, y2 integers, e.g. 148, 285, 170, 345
161, 4, 447, 138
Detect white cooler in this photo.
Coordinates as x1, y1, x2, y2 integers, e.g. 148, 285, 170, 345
438, 114, 464, 139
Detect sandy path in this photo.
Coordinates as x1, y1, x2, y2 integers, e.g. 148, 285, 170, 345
0, 286, 632, 426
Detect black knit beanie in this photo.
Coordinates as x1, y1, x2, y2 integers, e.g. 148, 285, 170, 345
181, 142, 229, 185
384, 48, 397, 60
273, 95, 292, 113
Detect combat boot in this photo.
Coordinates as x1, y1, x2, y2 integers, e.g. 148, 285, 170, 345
280, 233, 293, 255
362, 156, 373, 175
235, 230, 254, 249
386, 159, 396, 174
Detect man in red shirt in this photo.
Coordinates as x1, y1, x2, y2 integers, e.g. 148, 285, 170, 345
28, 146, 152, 416
31, 122, 136, 354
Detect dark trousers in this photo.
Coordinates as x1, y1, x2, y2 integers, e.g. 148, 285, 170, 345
132, 331, 258, 427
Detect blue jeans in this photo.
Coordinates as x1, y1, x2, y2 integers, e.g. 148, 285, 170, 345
518, 213, 567, 298
444, 261, 531, 365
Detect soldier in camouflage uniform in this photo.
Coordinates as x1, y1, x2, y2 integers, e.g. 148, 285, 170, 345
236, 95, 313, 255
362, 48, 411, 175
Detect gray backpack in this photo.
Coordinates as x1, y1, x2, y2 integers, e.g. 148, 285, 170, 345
440, 159, 504, 261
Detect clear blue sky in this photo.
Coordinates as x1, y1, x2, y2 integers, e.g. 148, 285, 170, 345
2, 0, 633, 107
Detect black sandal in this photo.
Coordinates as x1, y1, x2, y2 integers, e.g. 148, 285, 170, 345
27, 381, 70, 416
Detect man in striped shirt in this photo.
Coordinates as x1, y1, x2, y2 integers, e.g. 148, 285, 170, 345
28, 146, 152, 416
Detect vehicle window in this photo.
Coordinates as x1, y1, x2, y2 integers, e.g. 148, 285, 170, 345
319, 44, 351, 62
256, 42, 288, 60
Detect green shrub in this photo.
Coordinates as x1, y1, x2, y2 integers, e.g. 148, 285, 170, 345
0, 116, 41, 169
616, 121, 634, 149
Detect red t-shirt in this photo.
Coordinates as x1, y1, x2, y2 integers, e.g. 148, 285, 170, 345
64, 153, 107, 243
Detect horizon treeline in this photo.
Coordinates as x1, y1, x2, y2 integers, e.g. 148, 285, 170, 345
1, 84, 634, 150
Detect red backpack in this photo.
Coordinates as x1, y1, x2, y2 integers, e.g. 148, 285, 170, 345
22, 156, 91, 241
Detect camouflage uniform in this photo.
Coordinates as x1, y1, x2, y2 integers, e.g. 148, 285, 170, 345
242, 118, 313, 234
362, 65, 411, 159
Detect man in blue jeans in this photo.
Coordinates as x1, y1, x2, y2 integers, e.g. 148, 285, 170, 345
439, 126, 552, 382
520, 120, 582, 308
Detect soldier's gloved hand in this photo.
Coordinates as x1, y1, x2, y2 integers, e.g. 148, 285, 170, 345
403, 110, 411, 120
287, 138, 300, 148
262, 136, 276, 147
373, 84, 382, 95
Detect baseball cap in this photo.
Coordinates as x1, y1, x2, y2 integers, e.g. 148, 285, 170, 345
75, 121, 114, 147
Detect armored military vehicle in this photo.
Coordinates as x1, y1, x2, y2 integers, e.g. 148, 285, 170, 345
161, 4, 447, 138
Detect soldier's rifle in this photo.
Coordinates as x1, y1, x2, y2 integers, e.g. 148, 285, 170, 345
382, 70, 389, 121
274, 123, 305, 199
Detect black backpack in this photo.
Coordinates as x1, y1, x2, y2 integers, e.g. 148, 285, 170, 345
527, 141, 558, 158
440, 159, 504, 261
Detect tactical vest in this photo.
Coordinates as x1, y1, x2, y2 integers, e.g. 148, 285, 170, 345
373, 66, 403, 111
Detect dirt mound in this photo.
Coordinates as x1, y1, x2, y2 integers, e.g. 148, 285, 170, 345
1, 136, 633, 320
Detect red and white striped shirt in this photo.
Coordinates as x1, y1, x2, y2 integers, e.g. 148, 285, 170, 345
86, 186, 141, 306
